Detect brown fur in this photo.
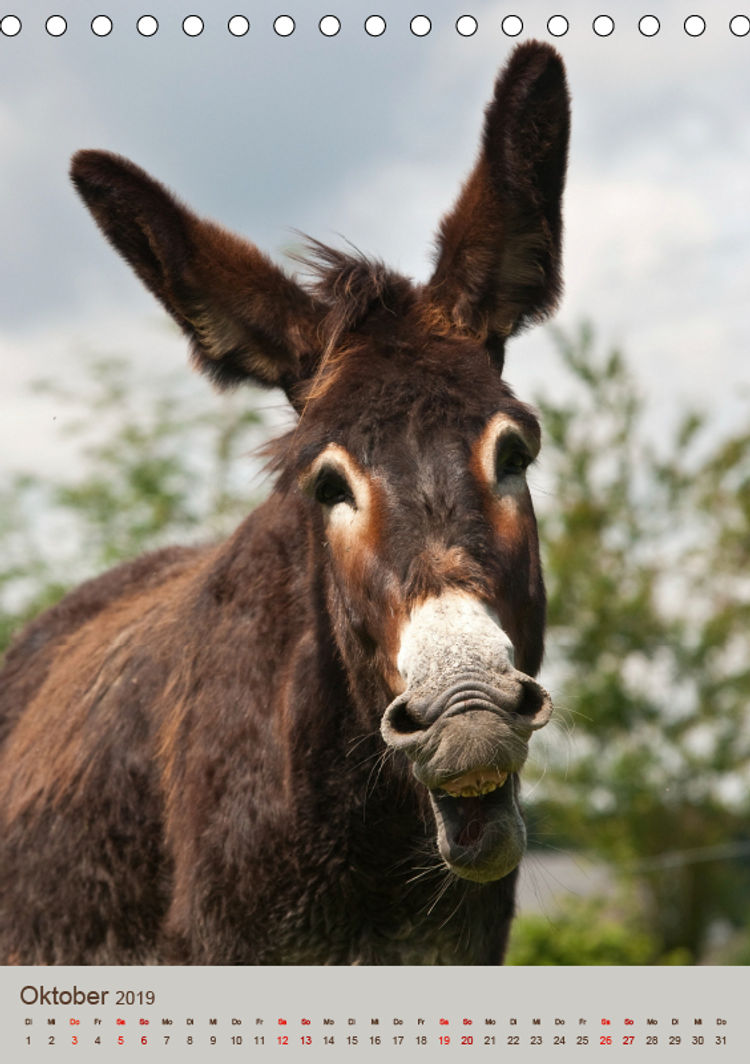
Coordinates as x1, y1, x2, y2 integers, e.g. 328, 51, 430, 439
0, 42, 569, 964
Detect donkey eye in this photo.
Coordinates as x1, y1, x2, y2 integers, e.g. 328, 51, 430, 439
314, 468, 356, 508
495, 438, 532, 481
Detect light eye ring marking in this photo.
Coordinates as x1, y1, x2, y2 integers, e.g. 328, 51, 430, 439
312, 465, 356, 509
299, 443, 368, 514
495, 432, 534, 483
475, 413, 540, 493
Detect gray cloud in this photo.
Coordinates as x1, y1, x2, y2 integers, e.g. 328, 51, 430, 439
1, 0, 748, 472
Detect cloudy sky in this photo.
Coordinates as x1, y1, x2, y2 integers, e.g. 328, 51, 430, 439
1, 0, 748, 477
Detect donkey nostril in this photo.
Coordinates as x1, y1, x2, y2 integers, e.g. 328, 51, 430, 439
387, 699, 425, 736
517, 681, 544, 717
512, 676, 553, 730
381, 694, 435, 748
387, 697, 427, 740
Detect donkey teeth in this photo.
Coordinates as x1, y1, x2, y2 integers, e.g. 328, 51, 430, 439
441, 772, 508, 798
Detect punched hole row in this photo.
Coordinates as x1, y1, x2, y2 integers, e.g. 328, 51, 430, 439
2, 15, 750, 39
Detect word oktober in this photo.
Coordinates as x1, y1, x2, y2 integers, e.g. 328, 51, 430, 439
21, 985, 111, 1006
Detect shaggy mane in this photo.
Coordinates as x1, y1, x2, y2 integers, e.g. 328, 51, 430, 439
291, 237, 416, 345
282, 238, 418, 411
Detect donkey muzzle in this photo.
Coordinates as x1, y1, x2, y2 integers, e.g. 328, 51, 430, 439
379, 592, 553, 882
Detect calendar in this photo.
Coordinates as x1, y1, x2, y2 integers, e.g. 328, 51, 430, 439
1, 3, 749, 1064
2, 966, 743, 1061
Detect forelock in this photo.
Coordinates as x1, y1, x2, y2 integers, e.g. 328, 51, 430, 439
292, 238, 416, 347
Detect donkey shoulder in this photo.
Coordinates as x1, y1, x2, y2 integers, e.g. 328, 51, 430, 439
0, 545, 205, 739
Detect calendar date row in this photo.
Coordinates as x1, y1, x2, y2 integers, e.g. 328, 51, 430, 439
27, 1032, 731, 1049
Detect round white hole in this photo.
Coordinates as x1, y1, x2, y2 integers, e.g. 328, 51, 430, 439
684, 15, 705, 37
730, 15, 750, 36
91, 15, 112, 36
0, 15, 22, 36
501, 15, 523, 37
274, 15, 295, 36
319, 15, 340, 36
456, 15, 478, 37
182, 15, 203, 36
45, 15, 67, 36
137, 15, 158, 37
592, 15, 614, 36
228, 15, 249, 36
638, 15, 660, 37
547, 15, 569, 37
410, 15, 431, 37
364, 15, 386, 36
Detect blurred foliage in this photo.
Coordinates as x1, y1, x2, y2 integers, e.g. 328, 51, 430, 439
1, 331, 749, 964
527, 323, 750, 963
0, 357, 269, 653
707, 922, 750, 965
506, 893, 691, 966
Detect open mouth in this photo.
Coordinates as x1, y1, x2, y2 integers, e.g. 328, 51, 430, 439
426, 767, 525, 882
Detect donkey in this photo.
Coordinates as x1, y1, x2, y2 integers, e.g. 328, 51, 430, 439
0, 42, 569, 965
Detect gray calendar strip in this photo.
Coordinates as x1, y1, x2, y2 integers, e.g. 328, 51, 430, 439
1, 966, 743, 1062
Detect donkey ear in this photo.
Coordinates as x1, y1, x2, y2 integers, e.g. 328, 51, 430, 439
426, 42, 570, 357
70, 150, 325, 403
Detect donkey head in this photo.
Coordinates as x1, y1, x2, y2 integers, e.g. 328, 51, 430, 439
71, 42, 569, 884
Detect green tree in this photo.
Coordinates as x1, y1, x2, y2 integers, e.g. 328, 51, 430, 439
526, 324, 750, 962
0, 356, 269, 654
506, 893, 691, 966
